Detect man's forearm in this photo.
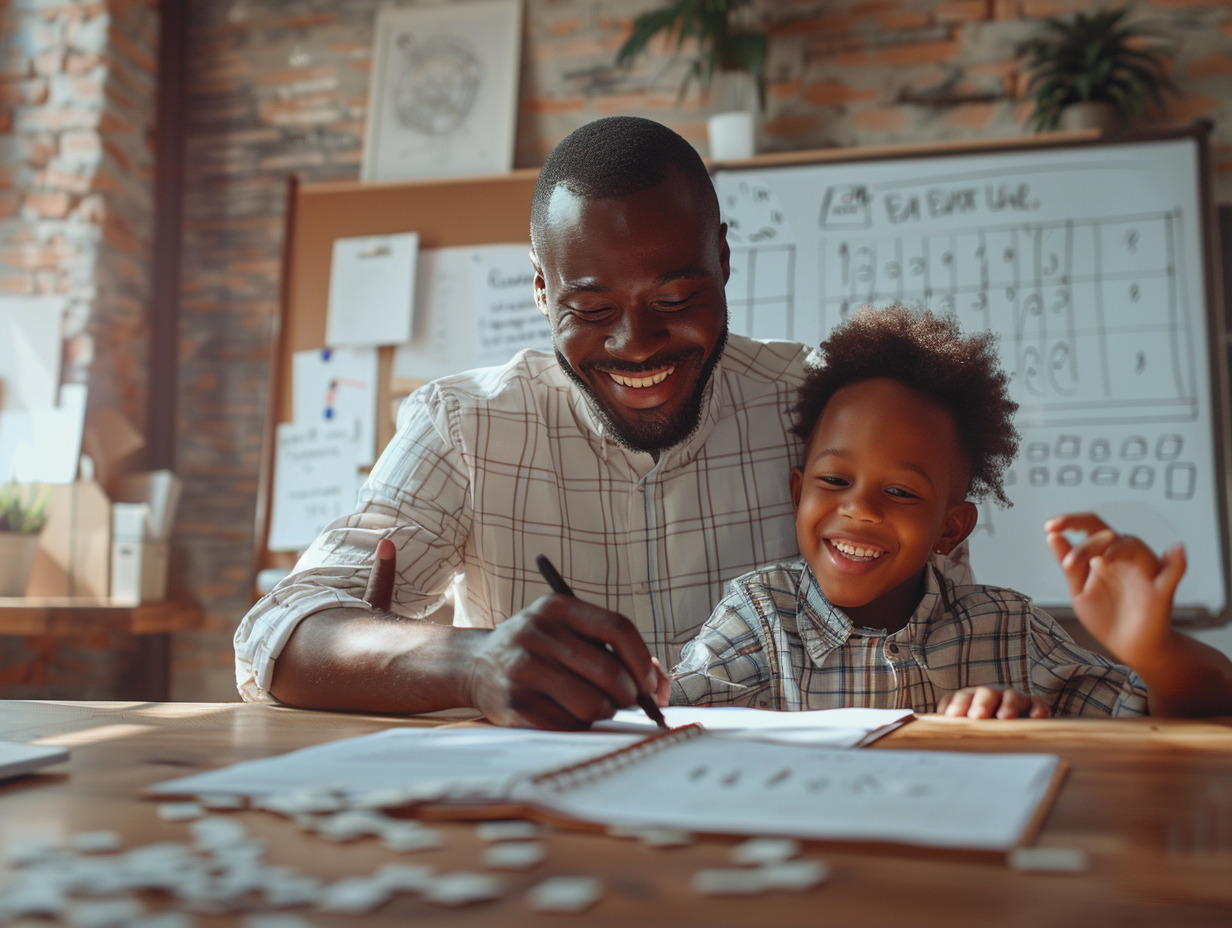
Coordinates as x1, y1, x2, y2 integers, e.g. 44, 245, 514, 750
269, 607, 487, 714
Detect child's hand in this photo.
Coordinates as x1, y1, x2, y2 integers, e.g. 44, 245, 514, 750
936, 686, 1050, 719
1044, 512, 1186, 669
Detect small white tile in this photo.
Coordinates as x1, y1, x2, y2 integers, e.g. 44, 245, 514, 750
527, 876, 603, 913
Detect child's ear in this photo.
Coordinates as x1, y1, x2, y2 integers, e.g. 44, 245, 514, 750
789, 466, 803, 515
934, 501, 978, 556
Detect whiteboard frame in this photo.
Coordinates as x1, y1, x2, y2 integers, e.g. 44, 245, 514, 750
710, 124, 1230, 627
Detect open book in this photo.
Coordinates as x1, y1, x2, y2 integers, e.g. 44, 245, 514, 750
150, 722, 1063, 853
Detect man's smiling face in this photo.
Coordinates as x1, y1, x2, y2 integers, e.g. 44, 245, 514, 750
531, 169, 730, 454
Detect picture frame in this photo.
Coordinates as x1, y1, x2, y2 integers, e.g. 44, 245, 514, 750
362, 0, 524, 182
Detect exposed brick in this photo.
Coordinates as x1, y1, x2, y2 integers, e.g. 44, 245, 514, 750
1187, 54, 1232, 79
942, 102, 1001, 129
523, 95, 589, 115
0, 77, 49, 105
993, 0, 1022, 18
762, 113, 823, 140
21, 190, 72, 219
1150, 0, 1232, 8
935, 1, 994, 24
873, 10, 933, 30
594, 92, 691, 113
802, 80, 880, 106
851, 107, 909, 131
874, 39, 964, 67
1019, 0, 1070, 17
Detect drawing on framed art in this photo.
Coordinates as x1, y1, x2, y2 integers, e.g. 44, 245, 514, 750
362, 0, 523, 181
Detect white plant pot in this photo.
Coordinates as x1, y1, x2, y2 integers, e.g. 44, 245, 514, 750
0, 532, 39, 597
1059, 102, 1120, 132
707, 110, 756, 161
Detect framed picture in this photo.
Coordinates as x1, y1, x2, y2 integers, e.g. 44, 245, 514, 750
362, 0, 524, 181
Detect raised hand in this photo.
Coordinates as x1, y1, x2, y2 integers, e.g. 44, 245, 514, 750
1044, 512, 1185, 669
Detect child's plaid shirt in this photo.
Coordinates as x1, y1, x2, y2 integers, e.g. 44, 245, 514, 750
671, 555, 1149, 717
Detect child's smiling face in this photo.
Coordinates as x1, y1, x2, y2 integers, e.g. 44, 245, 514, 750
790, 377, 978, 632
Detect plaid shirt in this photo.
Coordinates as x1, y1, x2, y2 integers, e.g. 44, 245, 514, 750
671, 557, 1149, 717
236, 334, 821, 702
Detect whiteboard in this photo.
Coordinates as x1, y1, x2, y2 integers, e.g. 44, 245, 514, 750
714, 133, 1227, 617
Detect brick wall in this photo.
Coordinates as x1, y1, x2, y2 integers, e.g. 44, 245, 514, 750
0, 0, 159, 697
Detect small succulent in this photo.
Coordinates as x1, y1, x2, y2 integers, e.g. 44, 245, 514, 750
1017, 7, 1181, 132
0, 482, 49, 534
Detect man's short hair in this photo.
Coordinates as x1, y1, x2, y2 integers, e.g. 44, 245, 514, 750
791, 304, 1021, 508
530, 116, 719, 250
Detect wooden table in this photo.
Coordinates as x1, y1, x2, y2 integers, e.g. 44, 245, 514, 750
2, 702, 1230, 926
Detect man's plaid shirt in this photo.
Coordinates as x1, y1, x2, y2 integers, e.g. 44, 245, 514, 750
671, 556, 1149, 717
236, 334, 822, 702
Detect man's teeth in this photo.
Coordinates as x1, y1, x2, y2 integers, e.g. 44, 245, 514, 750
832, 540, 883, 560
609, 367, 674, 389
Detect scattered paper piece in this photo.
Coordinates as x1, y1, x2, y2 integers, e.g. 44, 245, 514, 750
527, 876, 603, 913
423, 872, 504, 907
731, 837, 800, 865
1008, 846, 1090, 872
483, 841, 545, 871
475, 820, 540, 842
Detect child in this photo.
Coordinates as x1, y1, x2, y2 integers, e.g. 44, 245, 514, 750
671, 305, 1232, 718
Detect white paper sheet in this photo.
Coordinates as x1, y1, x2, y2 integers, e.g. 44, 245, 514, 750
0, 741, 69, 782
267, 420, 364, 552
325, 232, 418, 347
392, 244, 549, 381
0, 383, 86, 483
0, 297, 63, 412
148, 727, 642, 800
291, 346, 379, 466
596, 706, 914, 747
516, 730, 1062, 851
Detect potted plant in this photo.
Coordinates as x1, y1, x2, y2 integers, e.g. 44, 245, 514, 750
1017, 7, 1181, 133
616, 0, 767, 159
0, 482, 49, 596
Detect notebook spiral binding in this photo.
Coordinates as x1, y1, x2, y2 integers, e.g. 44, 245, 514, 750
529, 723, 706, 793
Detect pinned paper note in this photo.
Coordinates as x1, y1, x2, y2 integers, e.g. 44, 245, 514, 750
325, 232, 418, 347
291, 346, 379, 466
0, 383, 86, 484
0, 296, 63, 413
267, 421, 365, 552
392, 244, 549, 381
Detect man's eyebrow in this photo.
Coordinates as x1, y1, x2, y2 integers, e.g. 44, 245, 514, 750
556, 267, 713, 300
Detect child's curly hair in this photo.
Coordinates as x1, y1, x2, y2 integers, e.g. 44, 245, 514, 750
791, 304, 1020, 508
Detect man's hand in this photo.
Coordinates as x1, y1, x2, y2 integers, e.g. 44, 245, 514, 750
465, 593, 661, 731
1044, 512, 1185, 669
936, 685, 1050, 719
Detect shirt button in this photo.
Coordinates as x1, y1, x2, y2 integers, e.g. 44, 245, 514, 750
887, 642, 900, 654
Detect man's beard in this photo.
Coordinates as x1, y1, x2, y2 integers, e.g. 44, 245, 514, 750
556, 328, 728, 455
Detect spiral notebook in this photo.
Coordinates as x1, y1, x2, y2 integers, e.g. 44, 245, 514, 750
508, 724, 1066, 852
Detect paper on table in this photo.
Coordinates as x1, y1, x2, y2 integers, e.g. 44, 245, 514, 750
514, 729, 1063, 851
0, 741, 69, 782
325, 232, 418, 347
291, 346, 379, 466
267, 420, 365, 552
596, 706, 914, 747
0, 296, 63, 412
148, 727, 642, 801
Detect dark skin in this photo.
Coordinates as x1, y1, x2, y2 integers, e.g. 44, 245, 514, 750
270, 170, 729, 729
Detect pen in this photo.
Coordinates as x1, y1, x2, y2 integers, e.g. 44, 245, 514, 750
535, 554, 669, 730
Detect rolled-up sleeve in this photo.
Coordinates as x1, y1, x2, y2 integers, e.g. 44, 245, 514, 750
234, 383, 472, 703
670, 588, 778, 709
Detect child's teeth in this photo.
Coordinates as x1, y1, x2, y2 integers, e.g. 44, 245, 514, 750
834, 541, 881, 559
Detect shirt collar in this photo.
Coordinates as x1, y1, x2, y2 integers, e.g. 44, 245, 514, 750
795, 556, 949, 651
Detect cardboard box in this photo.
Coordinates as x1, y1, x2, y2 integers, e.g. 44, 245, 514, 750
27, 470, 181, 602
27, 480, 113, 598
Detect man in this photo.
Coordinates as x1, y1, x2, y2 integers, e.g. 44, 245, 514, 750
235, 116, 816, 728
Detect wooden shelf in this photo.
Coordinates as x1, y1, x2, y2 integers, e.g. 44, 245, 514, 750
0, 598, 203, 635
